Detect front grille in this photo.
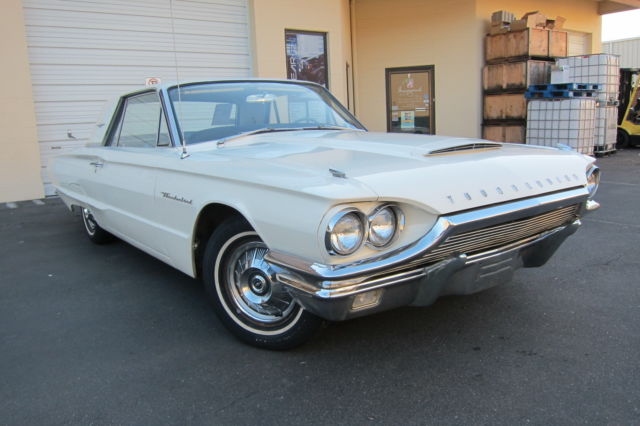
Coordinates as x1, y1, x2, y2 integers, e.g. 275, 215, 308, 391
421, 204, 579, 264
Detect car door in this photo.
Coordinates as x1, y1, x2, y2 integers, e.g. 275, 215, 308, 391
84, 91, 174, 258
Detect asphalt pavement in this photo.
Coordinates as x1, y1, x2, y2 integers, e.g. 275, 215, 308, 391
1, 149, 639, 425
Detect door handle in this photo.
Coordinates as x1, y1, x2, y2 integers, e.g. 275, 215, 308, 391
89, 161, 104, 167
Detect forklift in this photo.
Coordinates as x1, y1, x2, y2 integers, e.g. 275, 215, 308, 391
617, 68, 640, 148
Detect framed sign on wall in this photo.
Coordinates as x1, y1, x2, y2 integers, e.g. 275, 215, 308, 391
385, 65, 435, 134
285, 29, 329, 88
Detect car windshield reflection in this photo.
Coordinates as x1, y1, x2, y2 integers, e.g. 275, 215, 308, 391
168, 81, 364, 145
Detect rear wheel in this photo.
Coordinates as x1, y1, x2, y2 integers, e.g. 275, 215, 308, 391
616, 128, 630, 149
82, 207, 114, 244
202, 217, 324, 349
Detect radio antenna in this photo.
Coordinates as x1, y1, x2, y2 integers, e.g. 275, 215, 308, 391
169, 0, 189, 159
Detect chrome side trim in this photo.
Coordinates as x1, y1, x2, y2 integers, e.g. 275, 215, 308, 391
265, 187, 590, 281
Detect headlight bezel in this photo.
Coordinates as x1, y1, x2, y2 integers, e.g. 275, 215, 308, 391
325, 204, 405, 256
325, 208, 366, 256
366, 204, 405, 249
586, 165, 600, 199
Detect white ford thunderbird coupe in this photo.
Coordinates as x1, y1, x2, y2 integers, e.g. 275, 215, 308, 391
51, 80, 601, 349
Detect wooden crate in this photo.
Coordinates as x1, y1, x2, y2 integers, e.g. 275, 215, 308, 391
483, 93, 527, 120
483, 60, 552, 92
548, 30, 568, 57
483, 124, 525, 143
486, 28, 549, 61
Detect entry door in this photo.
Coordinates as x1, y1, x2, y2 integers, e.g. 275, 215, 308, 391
386, 66, 435, 134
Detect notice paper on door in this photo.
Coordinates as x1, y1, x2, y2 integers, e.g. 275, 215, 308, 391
400, 111, 415, 129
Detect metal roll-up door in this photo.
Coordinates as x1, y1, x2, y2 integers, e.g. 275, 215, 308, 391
567, 31, 592, 56
23, 0, 252, 195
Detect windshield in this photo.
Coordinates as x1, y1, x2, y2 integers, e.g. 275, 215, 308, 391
167, 81, 365, 145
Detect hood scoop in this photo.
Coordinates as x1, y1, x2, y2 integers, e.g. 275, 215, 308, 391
426, 142, 501, 157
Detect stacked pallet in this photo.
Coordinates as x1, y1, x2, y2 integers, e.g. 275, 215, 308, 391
525, 82, 599, 99
482, 10, 567, 143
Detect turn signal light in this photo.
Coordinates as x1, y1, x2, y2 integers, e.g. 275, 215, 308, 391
351, 290, 383, 311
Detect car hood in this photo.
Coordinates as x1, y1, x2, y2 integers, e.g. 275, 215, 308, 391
191, 130, 592, 214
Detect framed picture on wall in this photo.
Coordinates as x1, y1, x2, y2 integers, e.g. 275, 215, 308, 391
285, 29, 329, 88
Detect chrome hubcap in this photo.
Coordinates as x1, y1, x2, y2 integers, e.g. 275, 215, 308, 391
82, 208, 97, 234
249, 274, 269, 295
225, 240, 295, 323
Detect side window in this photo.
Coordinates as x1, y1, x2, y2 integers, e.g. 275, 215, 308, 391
117, 93, 161, 147
104, 100, 125, 147
158, 112, 171, 146
104, 92, 172, 148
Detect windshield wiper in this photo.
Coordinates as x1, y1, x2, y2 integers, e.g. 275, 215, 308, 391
216, 126, 363, 147
301, 126, 363, 131
216, 127, 302, 147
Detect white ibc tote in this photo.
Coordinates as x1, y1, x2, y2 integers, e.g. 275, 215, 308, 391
526, 99, 596, 155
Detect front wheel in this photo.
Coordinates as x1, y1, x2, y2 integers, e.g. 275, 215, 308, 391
202, 217, 324, 349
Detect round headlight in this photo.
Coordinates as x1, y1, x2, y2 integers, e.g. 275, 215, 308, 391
368, 206, 398, 247
326, 211, 364, 255
586, 165, 600, 199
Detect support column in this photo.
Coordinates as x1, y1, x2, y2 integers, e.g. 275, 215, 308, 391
0, 0, 44, 202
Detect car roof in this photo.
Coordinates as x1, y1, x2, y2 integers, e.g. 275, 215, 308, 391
123, 78, 324, 97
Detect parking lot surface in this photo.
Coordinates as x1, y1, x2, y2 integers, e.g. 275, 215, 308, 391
1, 149, 639, 425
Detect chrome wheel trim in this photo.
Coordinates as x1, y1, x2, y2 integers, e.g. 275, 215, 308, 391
82, 208, 98, 236
214, 232, 303, 335
225, 240, 296, 323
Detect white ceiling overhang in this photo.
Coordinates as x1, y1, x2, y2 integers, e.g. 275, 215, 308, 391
598, 0, 640, 14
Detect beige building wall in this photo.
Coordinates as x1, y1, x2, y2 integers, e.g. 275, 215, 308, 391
353, 0, 602, 138
0, 0, 44, 202
353, 0, 481, 137
249, 0, 353, 106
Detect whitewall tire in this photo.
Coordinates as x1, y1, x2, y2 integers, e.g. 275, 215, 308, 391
202, 217, 324, 349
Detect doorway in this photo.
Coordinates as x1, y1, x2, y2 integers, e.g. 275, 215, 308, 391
385, 65, 435, 134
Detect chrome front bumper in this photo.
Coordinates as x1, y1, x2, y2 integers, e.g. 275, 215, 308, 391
266, 188, 598, 322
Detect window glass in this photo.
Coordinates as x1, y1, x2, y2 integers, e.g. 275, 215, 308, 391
168, 82, 363, 145
104, 100, 125, 147
158, 111, 171, 146
118, 93, 161, 147
212, 103, 237, 126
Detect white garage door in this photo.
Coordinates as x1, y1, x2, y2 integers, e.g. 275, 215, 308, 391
567, 31, 592, 56
23, 0, 252, 195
